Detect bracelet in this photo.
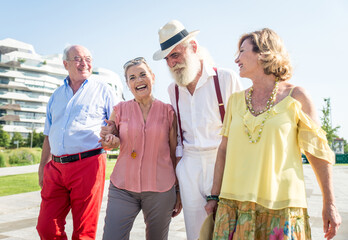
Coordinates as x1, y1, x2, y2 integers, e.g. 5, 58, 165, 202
206, 195, 219, 202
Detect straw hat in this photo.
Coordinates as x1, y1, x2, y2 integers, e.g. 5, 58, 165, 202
153, 20, 199, 60
198, 213, 214, 240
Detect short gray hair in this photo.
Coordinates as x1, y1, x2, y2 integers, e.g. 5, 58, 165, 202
62, 45, 93, 61
63, 45, 74, 61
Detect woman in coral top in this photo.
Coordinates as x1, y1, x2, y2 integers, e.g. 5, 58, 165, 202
205, 29, 341, 239
100, 57, 182, 240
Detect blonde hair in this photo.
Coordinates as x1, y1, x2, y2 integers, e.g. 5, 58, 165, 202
238, 28, 292, 81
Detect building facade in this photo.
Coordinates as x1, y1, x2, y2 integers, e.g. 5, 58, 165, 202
0, 38, 123, 138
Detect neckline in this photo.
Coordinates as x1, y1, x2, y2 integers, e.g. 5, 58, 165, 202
243, 91, 293, 118
133, 98, 157, 124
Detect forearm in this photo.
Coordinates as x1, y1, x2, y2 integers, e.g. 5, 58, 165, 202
211, 137, 227, 196
40, 136, 52, 167
306, 151, 335, 204
38, 136, 51, 187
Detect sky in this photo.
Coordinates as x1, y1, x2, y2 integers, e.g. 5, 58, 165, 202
1, 0, 348, 140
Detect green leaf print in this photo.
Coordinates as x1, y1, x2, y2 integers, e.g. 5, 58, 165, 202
270, 217, 280, 233
294, 217, 304, 233
238, 212, 252, 225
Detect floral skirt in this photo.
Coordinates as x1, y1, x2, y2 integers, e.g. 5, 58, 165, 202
213, 198, 311, 240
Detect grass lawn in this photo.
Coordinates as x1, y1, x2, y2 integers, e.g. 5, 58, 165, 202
0, 160, 116, 197
0, 161, 345, 197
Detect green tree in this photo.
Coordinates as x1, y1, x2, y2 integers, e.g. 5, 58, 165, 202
344, 139, 348, 154
0, 125, 10, 148
320, 98, 340, 146
26, 131, 45, 148
26, 132, 31, 147
10, 132, 25, 148
33, 131, 45, 148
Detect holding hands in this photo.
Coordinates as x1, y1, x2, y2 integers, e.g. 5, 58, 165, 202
99, 119, 120, 150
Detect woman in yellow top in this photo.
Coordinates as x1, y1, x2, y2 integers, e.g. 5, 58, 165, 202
205, 28, 341, 239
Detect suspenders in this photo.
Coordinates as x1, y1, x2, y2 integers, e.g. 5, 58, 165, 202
175, 68, 225, 146
175, 85, 184, 146
212, 67, 225, 122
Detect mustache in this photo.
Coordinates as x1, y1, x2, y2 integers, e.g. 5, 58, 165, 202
170, 63, 186, 72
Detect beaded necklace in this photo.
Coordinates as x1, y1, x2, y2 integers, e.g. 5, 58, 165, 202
244, 78, 279, 143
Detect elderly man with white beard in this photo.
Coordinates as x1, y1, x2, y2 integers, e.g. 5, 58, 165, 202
153, 20, 242, 240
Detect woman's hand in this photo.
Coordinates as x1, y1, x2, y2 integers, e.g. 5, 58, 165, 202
204, 200, 218, 215
100, 134, 120, 150
172, 191, 182, 217
323, 202, 341, 239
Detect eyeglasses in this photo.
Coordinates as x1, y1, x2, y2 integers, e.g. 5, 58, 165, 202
123, 57, 146, 70
68, 56, 92, 63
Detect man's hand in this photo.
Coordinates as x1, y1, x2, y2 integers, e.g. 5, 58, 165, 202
100, 119, 117, 140
38, 163, 45, 188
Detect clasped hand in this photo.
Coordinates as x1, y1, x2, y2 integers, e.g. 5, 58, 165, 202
99, 119, 120, 150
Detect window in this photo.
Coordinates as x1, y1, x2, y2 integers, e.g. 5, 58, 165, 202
0, 77, 10, 84
15, 100, 43, 109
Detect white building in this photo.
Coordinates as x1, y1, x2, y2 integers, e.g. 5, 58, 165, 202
0, 38, 123, 138
332, 138, 344, 154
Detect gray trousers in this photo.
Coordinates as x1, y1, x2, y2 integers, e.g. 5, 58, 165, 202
102, 182, 176, 240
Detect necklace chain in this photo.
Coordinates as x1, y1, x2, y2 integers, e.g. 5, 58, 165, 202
130, 98, 154, 158
244, 78, 279, 143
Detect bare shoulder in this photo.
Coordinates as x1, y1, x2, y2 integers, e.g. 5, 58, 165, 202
291, 85, 320, 125
290, 85, 310, 102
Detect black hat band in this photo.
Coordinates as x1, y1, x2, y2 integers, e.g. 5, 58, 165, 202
160, 29, 189, 51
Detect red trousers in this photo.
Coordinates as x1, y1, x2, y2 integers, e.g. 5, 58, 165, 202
37, 153, 106, 240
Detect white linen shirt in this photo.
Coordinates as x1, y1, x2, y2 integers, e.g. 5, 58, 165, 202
168, 63, 242, 156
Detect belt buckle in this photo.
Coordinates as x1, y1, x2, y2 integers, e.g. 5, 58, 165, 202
58, 156, 68, 163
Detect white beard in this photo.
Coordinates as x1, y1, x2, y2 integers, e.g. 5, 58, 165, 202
169, 51, 201, 87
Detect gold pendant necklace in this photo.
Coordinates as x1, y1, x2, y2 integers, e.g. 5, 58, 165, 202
129, 98, 154, 159
131, 150, 137, 159
129, 102, 138, 159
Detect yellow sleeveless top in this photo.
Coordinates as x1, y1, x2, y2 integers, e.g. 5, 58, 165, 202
220, 90, 334, 209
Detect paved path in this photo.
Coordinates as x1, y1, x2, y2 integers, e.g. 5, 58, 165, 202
0, 165, 347, 239
0, 164, 39, 177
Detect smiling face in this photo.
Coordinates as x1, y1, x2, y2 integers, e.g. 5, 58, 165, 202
235, 38, 261, 78
126, 62, 154, 100
63, 46, 92, 83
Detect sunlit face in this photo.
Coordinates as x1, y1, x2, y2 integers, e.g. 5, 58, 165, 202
165, 43, 201, 87
63, 46, 92, 83
126, 62, 154, 100
235, 38, 261, 78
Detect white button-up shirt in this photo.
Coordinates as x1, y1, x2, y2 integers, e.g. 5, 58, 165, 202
168, 63, 242, 156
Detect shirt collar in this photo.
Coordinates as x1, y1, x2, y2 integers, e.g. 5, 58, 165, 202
195, 62, 216, 89
64, 76, 89, 88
